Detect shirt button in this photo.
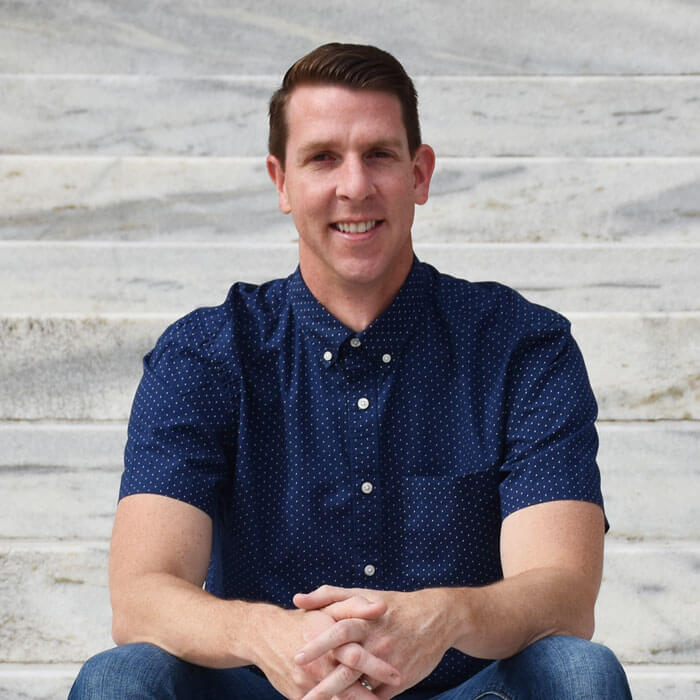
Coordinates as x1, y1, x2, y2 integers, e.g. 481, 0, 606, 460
381, 353, 392, 364
361, 481, 374, 494
350, 337, 361, 348
364, 564, 376, 577
357, 397, 370, 410
323, 350, 333, 362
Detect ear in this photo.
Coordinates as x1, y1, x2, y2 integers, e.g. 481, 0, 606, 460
412, 144, 436, 206
266, 155, 292, 214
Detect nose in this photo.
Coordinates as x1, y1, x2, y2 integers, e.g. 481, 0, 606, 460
336, 156, 375, 201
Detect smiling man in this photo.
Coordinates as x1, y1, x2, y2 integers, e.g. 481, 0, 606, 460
70, 44, 632, 699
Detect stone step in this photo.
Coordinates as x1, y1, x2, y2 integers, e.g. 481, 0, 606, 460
2, 76, 698, 157
1, 313, 697, 421
0, 664, 698, 700
1, 0, 697, 75
0, 540, 697, 666
2, 156, 698, 244
0, 665, 78, 700
0, 664, 700, 700
1, 422, 697, 541
2, 242, 698, 314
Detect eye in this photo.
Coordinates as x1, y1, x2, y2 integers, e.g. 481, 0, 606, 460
370, 150, 391, 159
310, 152, 333, 162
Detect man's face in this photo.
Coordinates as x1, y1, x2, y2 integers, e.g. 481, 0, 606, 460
267, 84, 434, 295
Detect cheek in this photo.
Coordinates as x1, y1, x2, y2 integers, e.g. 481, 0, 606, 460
288, 182, 328, 217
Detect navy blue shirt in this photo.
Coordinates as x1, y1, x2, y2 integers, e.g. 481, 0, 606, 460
121, 258, 604, 689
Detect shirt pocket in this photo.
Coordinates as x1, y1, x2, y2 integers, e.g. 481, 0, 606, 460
397, 469, 502, 586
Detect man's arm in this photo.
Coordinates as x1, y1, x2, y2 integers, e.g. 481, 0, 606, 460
294, 499, 605, 700
110, 493, 247, 667
449, 498, 604, 658
110, 493, 400, 698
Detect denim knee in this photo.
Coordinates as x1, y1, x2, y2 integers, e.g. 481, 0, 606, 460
69, 643, 198, 699
505, 635, 632, 699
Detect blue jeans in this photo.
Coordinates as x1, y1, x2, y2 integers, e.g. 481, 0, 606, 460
69, 636, 632, 699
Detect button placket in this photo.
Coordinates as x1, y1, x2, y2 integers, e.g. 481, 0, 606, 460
345, 350, 382, 585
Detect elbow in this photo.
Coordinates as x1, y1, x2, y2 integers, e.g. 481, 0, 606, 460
578, 609, 596, 641
110, 588, 140, 646
563, 606, 595, 642
111, 603, 132, 646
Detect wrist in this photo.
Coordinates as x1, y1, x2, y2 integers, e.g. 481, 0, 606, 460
409, 587, 465, 653
227, 600, 289, 667
430, 587, 481, 651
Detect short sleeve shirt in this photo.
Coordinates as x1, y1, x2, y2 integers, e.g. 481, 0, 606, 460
121, 258, 604, 690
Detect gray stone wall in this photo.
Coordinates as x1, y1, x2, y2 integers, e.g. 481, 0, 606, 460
1, 2, 698, 697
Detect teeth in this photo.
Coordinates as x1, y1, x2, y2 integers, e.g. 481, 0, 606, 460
335, 220, 377, 233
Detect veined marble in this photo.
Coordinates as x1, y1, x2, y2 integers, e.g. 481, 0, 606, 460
1, 242, 698, 314
595, 542, 700, 664
0, 665, 698, 700
1, 157, 698, 243
0, 0, 698, 75
2, 76, 698, 157
1, 541, 696, 665
2, 0, 698, 691
1, 422, 696, 541
598, 423, 700, 540
0, 666, 77, 700
572, 313, 700, 421
0, 314, 697, 421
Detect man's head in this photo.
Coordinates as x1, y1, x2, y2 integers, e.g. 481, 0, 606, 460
268, 43, 421, 168
266, 44, 435, 314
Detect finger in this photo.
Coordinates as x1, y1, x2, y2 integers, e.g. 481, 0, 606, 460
300, 664, 363, 700
322, 595, 386, 621
296, 619, 369, 664
294, 585, 360, 610
337, 683, 379, 700
333, 643, 400, 687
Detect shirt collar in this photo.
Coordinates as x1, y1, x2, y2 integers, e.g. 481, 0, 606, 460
288, 257, 430, 364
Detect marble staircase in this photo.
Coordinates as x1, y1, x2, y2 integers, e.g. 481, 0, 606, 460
1, 2, 699, 697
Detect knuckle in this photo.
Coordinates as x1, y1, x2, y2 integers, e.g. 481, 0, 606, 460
331, 624, 347, 644
344, 643, 364, 667
336, 619, 355, 641
373, 636, 393, 657
338, 664, 356, 683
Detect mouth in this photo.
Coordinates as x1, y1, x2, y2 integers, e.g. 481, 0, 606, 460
331, 220, 382, 234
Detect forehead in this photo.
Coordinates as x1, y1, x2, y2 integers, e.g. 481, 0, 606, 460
284, 84, 408, 148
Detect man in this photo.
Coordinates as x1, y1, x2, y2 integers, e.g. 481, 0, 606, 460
70, 43, 632, 698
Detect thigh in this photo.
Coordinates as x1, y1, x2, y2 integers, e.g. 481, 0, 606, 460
68, 643, 286, 700
432, 636, 632, 700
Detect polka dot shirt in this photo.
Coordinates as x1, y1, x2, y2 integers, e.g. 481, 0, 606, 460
121, 258, 605, 689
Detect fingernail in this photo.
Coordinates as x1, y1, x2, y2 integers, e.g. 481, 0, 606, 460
294, 652, 306, 664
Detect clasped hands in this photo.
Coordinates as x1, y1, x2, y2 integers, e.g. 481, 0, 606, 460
284, 585, 450, 700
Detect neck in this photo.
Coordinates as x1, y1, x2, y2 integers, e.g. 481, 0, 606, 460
300, 256, 414, 333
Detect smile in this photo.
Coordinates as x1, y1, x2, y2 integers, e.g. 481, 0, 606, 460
332, 220, 379, 234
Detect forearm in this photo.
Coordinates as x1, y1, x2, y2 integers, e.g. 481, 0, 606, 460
442, 566, 597, 660
111, 571, 281, 669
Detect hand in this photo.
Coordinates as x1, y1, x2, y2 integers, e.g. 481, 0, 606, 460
294, 586, 454, 700
250, 597, 399, 700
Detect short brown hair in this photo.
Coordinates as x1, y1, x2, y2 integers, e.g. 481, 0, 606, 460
268, 43, 421, 167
